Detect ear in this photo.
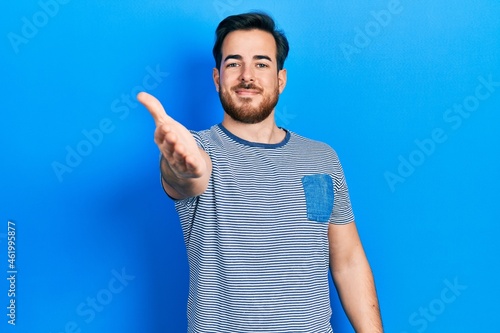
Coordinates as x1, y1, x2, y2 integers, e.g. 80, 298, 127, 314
278, 68, 287, 94
213, 68, 220, 92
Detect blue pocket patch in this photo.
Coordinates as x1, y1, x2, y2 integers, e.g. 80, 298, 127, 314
301, 174, 334, 222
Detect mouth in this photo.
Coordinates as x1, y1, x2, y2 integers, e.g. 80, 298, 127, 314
233, 83, 262, 97
235, 88, 261, 96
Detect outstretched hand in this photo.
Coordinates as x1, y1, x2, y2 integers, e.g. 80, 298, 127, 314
137, 92, 207, 180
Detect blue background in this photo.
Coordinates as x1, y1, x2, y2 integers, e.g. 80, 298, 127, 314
1, 0, 499, 332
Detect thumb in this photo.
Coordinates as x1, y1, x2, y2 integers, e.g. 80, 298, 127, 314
137, 92, 170, 126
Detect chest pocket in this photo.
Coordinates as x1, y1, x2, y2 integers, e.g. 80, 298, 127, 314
301, 174, 334, 222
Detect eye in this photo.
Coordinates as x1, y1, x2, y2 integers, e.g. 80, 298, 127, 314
226, 62, 240, 68
256, 63, 269, 68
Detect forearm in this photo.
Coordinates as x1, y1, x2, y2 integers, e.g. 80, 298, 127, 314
331, 253, 383, 332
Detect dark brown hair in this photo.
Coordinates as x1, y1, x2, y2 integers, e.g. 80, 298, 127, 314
212, 12, 289, 71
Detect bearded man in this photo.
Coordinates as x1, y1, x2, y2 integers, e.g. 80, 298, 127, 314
138, 12, 383, 333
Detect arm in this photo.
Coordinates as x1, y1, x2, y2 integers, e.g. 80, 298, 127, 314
137, 92, 212, 199
329, 222, 383, 332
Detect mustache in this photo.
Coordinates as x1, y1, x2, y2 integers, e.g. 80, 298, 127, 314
232, 82, 263, 92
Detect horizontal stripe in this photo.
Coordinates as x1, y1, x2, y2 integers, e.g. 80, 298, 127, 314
174, 124, 353, 333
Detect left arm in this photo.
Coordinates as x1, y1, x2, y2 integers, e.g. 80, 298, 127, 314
329, 221, 383, 332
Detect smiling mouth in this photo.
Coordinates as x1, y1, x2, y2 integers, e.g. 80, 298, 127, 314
233, 83, 262, 97
233, 82, 262, 96
235, 89, 260, 96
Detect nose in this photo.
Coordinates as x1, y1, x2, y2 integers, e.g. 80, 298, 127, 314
239, 64, 254, 82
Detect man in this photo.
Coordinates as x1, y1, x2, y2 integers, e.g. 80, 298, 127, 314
138, 12, 383, 333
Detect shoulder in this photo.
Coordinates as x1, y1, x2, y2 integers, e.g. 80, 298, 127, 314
288, 131, 339, 158
189, 125, 222, 150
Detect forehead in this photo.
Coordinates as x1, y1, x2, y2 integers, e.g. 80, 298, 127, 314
221, 29, 277, 59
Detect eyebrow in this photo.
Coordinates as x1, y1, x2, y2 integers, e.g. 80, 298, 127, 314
223, 54, 273, 63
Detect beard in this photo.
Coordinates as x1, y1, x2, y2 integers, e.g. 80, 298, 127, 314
219, 82, 279, 124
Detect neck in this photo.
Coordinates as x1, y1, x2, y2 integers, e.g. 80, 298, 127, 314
222, 113, 285, 144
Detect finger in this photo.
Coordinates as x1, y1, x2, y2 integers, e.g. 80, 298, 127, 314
155, 125, 179, 147
137, 91, 171, 126
171, 141, 188, 162
184, 154, 204, 177
165, 145, 191, 174
157, 133, 185, 160
156, 135, 177, 160
184, 154, 199, 172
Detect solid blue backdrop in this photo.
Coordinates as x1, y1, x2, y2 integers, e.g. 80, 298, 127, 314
1, 1, 499, 332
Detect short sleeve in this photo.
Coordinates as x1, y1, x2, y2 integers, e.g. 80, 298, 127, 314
329, 150, 355, 225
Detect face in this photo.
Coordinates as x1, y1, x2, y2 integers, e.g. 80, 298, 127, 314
213, 29, 287, 124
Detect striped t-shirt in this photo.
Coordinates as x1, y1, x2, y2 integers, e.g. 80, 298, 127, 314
174, 124, 354, 333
